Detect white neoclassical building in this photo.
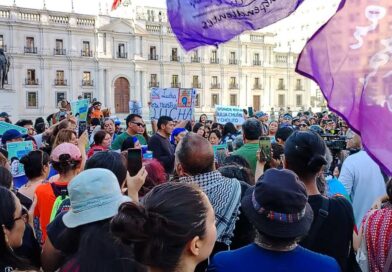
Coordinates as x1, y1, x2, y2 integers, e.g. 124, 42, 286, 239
0, 4, 316, 120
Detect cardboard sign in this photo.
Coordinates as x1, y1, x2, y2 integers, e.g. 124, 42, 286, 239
149, 88, 196, 120
7, 141, 33, 177
129, 100, 142, 115
216, 105, 245, 125
0, 121, 27, 136
71, 99, 89, 121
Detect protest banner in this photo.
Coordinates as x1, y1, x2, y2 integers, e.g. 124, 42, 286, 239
71, 99, 89, 121
129, 100, 142, 115
7, 141, 33, 177
166, 0, 304, 51
0, 121, 27, 136
216, 105, 245, 125
149, 88, 196, 121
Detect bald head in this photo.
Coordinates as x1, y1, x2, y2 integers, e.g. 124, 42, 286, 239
176, 133, 215, 176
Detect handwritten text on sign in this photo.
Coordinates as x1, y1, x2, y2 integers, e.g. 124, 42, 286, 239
216, 105, 244, 125
150, 88, 196, 120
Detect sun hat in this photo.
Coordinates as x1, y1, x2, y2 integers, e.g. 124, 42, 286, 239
1, 129, 24, 144
62, 168, 131, 228
241, 168, 314, 238
50, 143, 82, 162
255, 111, 268, 119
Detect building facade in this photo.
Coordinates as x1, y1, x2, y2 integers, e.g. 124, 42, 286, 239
0, 4, 314, 120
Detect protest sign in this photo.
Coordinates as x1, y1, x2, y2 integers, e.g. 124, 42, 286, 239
71, 99, 89, 121
216, 105, 245, 125
7, 141, 33, 177
149, 88, 196, 120
0, 121, 27, 136
129, 100, 142, 115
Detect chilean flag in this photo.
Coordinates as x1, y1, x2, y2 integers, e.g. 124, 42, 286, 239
111, 0, 122, 11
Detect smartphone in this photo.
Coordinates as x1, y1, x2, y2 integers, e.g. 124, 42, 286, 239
227, 140, 234, 153
216, 147, 227, 166
127, 148, 143, 176
259, 136, 271, 162
78, 121, 87, 137
248, 107, 254, 118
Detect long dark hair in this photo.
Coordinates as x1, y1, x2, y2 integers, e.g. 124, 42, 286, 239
0, 188, 33, 270
223, 122, 238, 137
0, 166, 13, 189
192, 123, 205, 136
284, 131, 327, 181
59, 219, 145, 272
111, 182, 208, 272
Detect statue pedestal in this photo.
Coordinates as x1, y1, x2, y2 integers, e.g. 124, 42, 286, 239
0, 88, 18, 120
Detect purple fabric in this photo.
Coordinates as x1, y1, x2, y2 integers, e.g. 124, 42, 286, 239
296, 0, 392, 175
167, 0, 304, 51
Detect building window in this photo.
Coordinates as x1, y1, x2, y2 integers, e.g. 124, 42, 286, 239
26, 69, 38, 85
171, 48, 179, 61
150, 74, 158, 87
229, 77, 238, 89
296, 94, 303, 107
253, 95, 261, 112
192, 75, 200, 88
81, 41, 91, 57
82, 71, 93, 86
118, 43, 127, 58
83, 92, 92, 102
56, 92, 66, 106
211, 94, 219, 107
54, 39, 65, 55
195, 93, 200, 108
229, 52, 237, 65
211, 50, 218, 64
211, 76, 220, 89
26, 92, 38, 108
254, 78, 261, 90
191, 50, 200, 63
0, 35, 5, 51
253, 53, 261, 65
171, 75, 180, 88
278, 94, 285, 107
296, 79, 303, 90
278, 78, 285, 90
25, 37, 37, 53
149, 46, 158, 60
55, 70, 66, 85
230, 94, 237, 106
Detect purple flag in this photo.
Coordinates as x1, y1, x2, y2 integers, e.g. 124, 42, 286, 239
167, 0, 304, 51
296, 0, 392, 175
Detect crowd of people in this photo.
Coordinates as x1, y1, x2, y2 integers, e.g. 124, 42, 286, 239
0, 101, 391, 272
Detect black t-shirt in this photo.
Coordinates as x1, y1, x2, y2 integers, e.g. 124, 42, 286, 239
47, 212, 79, 256
300, 195, 355, 272
147, 133, 175, 174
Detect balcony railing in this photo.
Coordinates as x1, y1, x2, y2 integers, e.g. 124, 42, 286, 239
25, 78, 39, 85
81, 50, 92, 57
295, 85, 304, 90
191, 56, 200, 63
55, 79, 67, 86
171, 55, 180, 62
229, 59, 238, 65
149, 81, 159, 87
229, 83, 239, 89
211, 83, 221, 89
24, 47, 37, 54
171, 82, 181, 88
54, 48, 66, 55
210, 58, 220, 64
148, 54, 158, 60
0, 45, 7, 52
253, 60, 261, 66
278, 85, 286, 90
253, 84, 262, 90
82, 79, 94, 86
117, 52, 128, 58
192, 82, 201, 89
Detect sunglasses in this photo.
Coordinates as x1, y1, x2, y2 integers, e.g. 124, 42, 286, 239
300, 124, 308, 127
131, 122, 146, 128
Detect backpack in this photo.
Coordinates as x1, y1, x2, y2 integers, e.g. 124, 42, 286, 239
49, 183, 70, 222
